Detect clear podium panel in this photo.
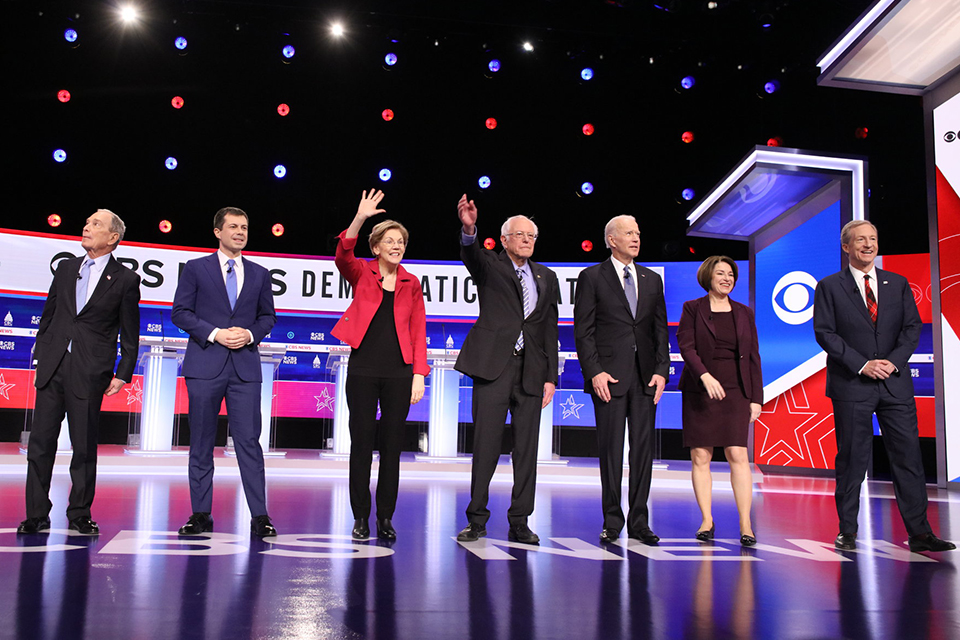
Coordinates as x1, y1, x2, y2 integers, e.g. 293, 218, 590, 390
127, 338, 185, 456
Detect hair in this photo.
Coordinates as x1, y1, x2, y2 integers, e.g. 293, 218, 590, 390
500, 215, 538, 237
214, 207, 249, 230
96, 208, 126, 244
696, 255, 738, 292
840, 219, 877, 246
368, 219, 409, 253
603, 215, 637, 249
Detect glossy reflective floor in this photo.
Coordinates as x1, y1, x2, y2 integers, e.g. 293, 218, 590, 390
1, 451, 959, 640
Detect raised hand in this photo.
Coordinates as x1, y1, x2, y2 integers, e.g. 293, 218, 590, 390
357, 189, 387, 220
458, 194, 478, 235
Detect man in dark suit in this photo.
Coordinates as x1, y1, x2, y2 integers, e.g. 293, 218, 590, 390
814, 220, 954, 553
574, 215, 669, 545
172, 207, 278, 537
454, 194, 559, 544
19, 209, 141, 535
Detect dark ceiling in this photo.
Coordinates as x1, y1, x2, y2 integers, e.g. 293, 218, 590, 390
3, 0, 928, 262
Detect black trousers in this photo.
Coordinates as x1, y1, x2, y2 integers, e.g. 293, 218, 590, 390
591, 373, 656, 535
346, 374, 412, 520
25, 352, 104, 520
467, 353, 542, 527
832, 386, 931, 537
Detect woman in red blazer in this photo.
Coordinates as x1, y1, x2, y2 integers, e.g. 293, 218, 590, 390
332, 190, 430, 542
677, 256, 762, 546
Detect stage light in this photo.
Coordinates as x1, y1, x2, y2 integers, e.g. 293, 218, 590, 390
272, 223, 285, 237
708, 2, 719, 8
274, 164, 287, 178
764, 80, 780, 94
64, 29, 78, 43
47, 214, 62, 228
581, 68, 594, 81
767, 136, 783, 147
331, 23, 345, 37
175, 36, 188, 50
522, 42, 534, 52
682, 131, 695, 143
278, 103, 290, 116
282, 45, 295, 59
488, 59, 501, 73
384, 53, 398, 66
582, 123, 595, 136
581, 182, 594, 195
855, 127, 869, 140
682, 188, 695, 201
478, 176, 491, 189
171, 96, 184, 109
759, 13, 774, 29
159, 220, 172, 233
165, 157, 178, 170
58, 89, 71, 103
382, 109, 394, 121
581, 240, 593, 252
484, 238, 496, 250
379, 168, 392, 181
485, 118, 497, 130
53, 149, 67, 163
681, 76, 695, 89
119, 6, 139, 23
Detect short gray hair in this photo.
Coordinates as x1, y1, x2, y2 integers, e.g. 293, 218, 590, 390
501, 215, 538, 237
840, 220, 876, 246
97, 208, 126, 244
603, 215, 637, 249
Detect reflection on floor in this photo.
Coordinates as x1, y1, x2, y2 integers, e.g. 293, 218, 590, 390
1, 448, 958, 640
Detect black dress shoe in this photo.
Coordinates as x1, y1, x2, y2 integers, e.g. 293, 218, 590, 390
251, 515, 277, 537
178, 512, 213, 535
740, 533, 757, 547
377, 518, 397, 540
456, 523, 487, 542
508, 523, 540, 545
696, 524, 715, 541
17, 516, 51, 534
835, 532, 857, 550
352, 519, 370, 540
599, 528, 620, 544
68, 516, 99, 535
908, 532, 956, 553
631, 528, 660, 546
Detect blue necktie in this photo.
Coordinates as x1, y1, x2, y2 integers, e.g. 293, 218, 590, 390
226, 259, 238, 310
516, 268, 532, 350
76, 258, 95, 313
623, 265, 637, 318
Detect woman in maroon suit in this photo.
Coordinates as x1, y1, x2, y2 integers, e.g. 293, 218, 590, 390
677, 256, 762, 546
332, 190, 430, 541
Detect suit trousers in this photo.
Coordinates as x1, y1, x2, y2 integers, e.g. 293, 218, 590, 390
345, 373, 412, 520
25, 352, 103, 520
592, 373, 656, 535
467, 353, 542, 526
185, 355, 268, 517
832, 385, 931, 537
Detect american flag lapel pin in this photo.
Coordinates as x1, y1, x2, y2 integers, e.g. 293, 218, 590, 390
107, 275, 112, 280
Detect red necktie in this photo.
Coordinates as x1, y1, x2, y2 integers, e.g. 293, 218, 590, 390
864, 274, 877, 325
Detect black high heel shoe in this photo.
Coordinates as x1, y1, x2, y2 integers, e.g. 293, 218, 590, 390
740, 533, 757, 547
377, 518, 397, 540
695, 524, 715, 541
352, 519, 370, 540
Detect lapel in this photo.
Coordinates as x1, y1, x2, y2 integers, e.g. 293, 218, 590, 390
697, 296, 716, 338
874, 268, 893, 326
530, 261, 548, 313
732, 300, 751, 346
65, 256, 82, 317
500, 251, 525, 311
203, 253, 233, 310
840, 267, 875, 328
600, 259, 634, 320
81, 255, 120, 313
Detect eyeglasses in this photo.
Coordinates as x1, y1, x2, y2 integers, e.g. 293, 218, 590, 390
505, 231, 539, 241
381, 238, 406, 247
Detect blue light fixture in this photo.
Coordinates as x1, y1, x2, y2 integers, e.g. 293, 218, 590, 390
174, 37, 188, 50
581, 182, 594, 195
165, 157, 178, 170
682, 188, 695, 201
274, 164, 287, 178
53, 149, 67, 163
64, 29, 78, 43
488, 59, 501, 73
581, 68, 594, 81
681, 76, 695, 89
379, 168, 392, 182
384, 53, 398, 66
764, 80, 780, 94
282, 45, 295, 59
478, 176, 491, 189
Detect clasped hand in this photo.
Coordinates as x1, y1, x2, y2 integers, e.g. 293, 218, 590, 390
215, 327, 249, 350
862, 359, 896, 380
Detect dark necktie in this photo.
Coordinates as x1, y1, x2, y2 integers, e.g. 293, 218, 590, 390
864, 274, 877, 325
623, 265, 637, 318
226, 259, 238, 310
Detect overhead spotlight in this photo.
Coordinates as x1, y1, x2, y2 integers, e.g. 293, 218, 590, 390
274, 164, 287, 178
53, 149, 67, 163
485, 117, 497, 130
379, 168, 392, 182
767, 136, 783, 147
681, 76, 696, 89
282, 45, 295, 59
855, 126, 869, 140
764, 80, 780, 94
382, 109, 395, 121
119, 6, 139, 23
483, 238, 496, 250
58, 89, 71, 103
682, 131, 695, 143
64, 29, 78, 43
47, 214, 62, 228
175, 36, 188, 50
582, 123, 595, 136
580, 68, 594, 81
165, 157, 178, 170
488, 59, 501, 73
522, 42, 534, 52
159, 220, 172, 233
580, 182, 594, 195
384, 53, 398, 66
581, 240, 593, 252
171, 95, 184, 109
682, 188, 695, 201
277, 103, 290, 116
759, 13, 774, 29
707, 1, 719, 8
478, 176, 491, 189
331, 23, 345, 37
272, 224, 285, 237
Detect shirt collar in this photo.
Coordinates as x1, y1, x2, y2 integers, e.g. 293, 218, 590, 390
218, 250, 242, 268
610, 255, 634, 274
848, 264, 877, 283
85, 253, 111, 272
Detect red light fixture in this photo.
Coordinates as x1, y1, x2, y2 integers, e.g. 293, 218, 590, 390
682, 131, 694, 143
485, 117, 497, 130
382, 109, 395, 121
277, 103, 290, 116
47, 214, 62, 227
159, 220, 172, 233
57, 90, 71, 103
171, 96, 184, 109
767, 136, 783, 147
855, 127, 868, 140
581, 240, 593, 252
483, 238, 496, 250
272, 223, 285, 237
582, 123, 595, 136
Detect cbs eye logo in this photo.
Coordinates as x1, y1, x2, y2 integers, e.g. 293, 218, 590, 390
946, 131, 959, 143
771, 271, 818, 325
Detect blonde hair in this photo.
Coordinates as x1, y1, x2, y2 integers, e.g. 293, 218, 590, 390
368, 219, 409, 253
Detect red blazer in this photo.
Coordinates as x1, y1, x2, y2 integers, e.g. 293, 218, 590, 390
331, 230, 430, 376
676, 296, 763, 404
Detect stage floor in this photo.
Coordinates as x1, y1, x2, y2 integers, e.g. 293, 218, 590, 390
1, 447, 959, 640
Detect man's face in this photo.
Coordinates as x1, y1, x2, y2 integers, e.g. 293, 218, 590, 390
501, 218, 537, 263
608, 219, 641, 260
214, 214, 249, 254
842, 223, 878, 271
81, 211, 119, 256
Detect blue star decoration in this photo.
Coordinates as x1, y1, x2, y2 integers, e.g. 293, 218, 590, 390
560, 394, 584, 420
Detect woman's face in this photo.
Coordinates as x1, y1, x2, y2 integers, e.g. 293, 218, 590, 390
710, 261, 736, 297
374, 229, 406, 266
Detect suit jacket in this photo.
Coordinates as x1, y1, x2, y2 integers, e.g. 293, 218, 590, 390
574, 259, 670, 396
455, 237, 559, 395
676, 296, 763, 404
34, 254, 141, 398
331, 230, 430, 376
813, 267, 920, 401
172, 252, 277, 382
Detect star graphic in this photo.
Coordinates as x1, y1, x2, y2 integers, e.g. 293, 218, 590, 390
755, 379, 834, 467
559, 394, 584, 420
0, 373, 15, 400
315, 388, 335, 412
124, 379, 143, 405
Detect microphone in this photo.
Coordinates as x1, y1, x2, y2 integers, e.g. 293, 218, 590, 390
77, 274, 82, 280
226, 265, 234, 274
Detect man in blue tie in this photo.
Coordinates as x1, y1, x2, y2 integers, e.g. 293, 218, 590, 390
172, 207, 278, 537
574, 215, 669, 545
19, 209, 141, 535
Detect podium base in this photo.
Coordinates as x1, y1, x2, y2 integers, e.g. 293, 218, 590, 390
224, 448, 287, 458
124, 448, 190, 457
413, 454, 472, 463
536, 455, 569, 466
318, 451, 378, 461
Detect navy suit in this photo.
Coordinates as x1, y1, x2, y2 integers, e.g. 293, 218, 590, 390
813, 266, 931, 537
172, 252, 276, 517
